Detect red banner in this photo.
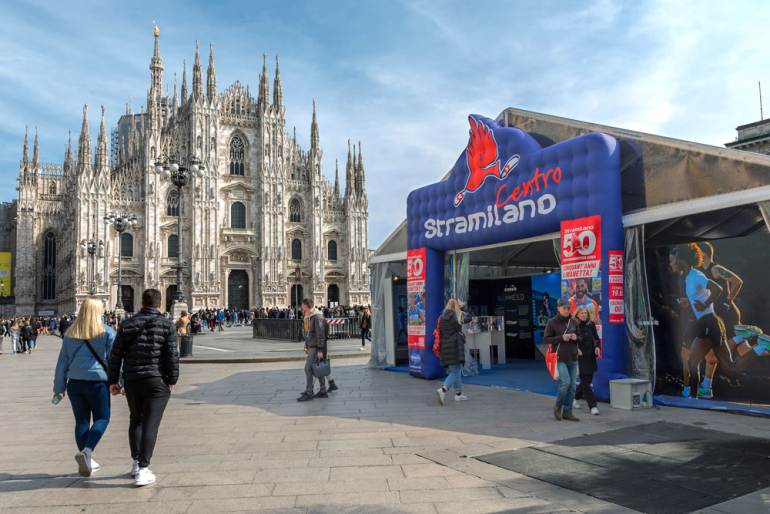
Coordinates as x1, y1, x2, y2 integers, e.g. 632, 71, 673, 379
560, 216, 602, 279
608, 250, 624, 324
406, 248, 427, 349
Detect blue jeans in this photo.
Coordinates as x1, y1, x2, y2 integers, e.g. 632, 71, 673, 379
66, 379, 111, 451
443, 364, 463, 392
555, 361, 578, 411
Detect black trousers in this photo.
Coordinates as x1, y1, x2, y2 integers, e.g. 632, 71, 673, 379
574, 372, 597, 409
124, 377, 171, 468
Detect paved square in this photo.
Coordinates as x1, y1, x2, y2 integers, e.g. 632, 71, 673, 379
1, 335, 769, 513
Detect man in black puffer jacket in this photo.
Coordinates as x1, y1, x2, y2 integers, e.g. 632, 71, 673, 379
108, 289, 178, 487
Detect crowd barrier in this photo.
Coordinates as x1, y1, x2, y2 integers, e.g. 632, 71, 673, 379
252, 316, 364, 342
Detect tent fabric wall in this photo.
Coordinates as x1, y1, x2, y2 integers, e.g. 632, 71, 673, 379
369, 261, 395, 368
624, 225, 655, 383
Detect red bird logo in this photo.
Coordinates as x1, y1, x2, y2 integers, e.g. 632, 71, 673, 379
455, 116, 519, 207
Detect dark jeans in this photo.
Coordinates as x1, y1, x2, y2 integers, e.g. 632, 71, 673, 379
361, 328, 370, 346
66, 379, 111, 451
555, 361, 578, 411
124, 377, 171, 468
575, 373, 597, 409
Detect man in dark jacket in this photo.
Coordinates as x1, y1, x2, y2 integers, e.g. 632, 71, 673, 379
298, 298, 337, 401
108, 289, 178, 487
543, 298, 579, 422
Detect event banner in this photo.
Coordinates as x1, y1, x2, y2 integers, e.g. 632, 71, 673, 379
560, 216, 602, 279
406, 248, 427, 349
608, 250, 624, 324
0, 252, 11, 296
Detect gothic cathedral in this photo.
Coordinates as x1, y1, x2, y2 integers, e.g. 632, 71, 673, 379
14, 26, 369, 315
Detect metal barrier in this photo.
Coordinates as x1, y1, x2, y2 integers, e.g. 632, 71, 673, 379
252, 319, 304, 341
252, 316, 365, 342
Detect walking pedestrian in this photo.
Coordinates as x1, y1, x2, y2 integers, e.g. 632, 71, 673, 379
20, 318, 33, 353
10, 318, 20, 354
544, 298, 580, 421
360, 307, 372, 350
297, 298, 337, 401
174, 311, 190, 349
436, 298, 470, 405
108, 289, 179, 487
52, 298, 116, 477
573, 307, 601, 415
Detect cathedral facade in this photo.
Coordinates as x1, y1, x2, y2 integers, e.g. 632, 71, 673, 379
14, 27, 369, 315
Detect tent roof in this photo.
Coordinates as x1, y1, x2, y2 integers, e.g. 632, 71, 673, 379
372, 107, 770, 261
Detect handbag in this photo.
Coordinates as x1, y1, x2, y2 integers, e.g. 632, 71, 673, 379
311, 356, 331, 378
432, 318, 442, 359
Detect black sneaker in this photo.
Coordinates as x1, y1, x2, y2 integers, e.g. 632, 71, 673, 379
328, 380, 338, 392
315, 391, 328, 399
297, 392, 315, 402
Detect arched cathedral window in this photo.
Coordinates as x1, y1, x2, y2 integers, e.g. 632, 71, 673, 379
42, 232, 56, 300
327, 240, 337, 261
49, 182, 56, 195
230, 136, 245, 176
289, 198, 302, 223
168, 234, 179, 258
230, 201, 246, 229
166, 189, 180, 217
291, 239, 302, 261
121, 233, 134, 258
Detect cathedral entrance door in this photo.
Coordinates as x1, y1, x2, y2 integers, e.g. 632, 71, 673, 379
228, 270, 249, 310
121, 285, 135, 313
327, 284, 340, 306
165, 285, 177, 313
291, 284, 303, 308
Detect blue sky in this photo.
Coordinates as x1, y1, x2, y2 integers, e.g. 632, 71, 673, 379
2, 0, 770, 247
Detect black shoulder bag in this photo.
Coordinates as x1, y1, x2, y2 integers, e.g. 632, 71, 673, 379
82, 338, 109, 376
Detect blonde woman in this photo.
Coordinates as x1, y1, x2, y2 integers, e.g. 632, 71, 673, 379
53, 298, 116, 477
573, 306, 601, 415
436, 298, 470, 405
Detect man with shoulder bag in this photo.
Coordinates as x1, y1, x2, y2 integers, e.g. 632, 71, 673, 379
108, 289, 178, 487
297, 298, 338, 401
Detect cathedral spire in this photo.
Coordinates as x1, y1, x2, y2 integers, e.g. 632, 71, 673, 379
32, 127, 39, 167
95, 105, 108, 169
192, 40, 202, 100
207, 43, 216, 99
310, 99, 319, 151
149, 22, 163, 97
21, 126, 29, 168
180, 59, 188, 106
258, 53, 269, 112
65, 129, 72, 165
77, 104, 92, 170
345, 139, 354, 198
334, 159, 340, 198
357, 141, 366, 193
273, 55, 282, 108
171, 73, 178, 112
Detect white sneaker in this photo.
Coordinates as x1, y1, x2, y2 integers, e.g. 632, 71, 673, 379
134, 467, 156, 487
75, 450, 92, 477
590, 407, 600, 416
436, 388, 446, 406
129, 459, 140, 478
91, 458, 101, 472
360, 346, 367, 351
573, 400, 581, 409
454, 393, 468, 401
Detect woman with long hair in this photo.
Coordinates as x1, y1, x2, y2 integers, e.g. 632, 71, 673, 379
436, 298, 470, 405
573, 307, 601, 415
53, 298, 116, 477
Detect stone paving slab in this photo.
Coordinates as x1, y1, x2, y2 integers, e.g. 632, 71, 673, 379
2, 335, 770, 513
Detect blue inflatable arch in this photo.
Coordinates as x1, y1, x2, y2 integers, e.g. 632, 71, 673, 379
406, 115, 626, 400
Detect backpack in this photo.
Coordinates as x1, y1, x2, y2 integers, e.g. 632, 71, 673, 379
432, 318, 442, 359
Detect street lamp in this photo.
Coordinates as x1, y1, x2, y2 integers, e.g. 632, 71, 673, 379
105, 211, 139, 311
79, 237, 104, 295
153, 156, 205, 309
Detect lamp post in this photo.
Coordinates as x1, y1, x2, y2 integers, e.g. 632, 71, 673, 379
104, 211, 139, 312
153, 156, 204, 314
79, 237, 104, 295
